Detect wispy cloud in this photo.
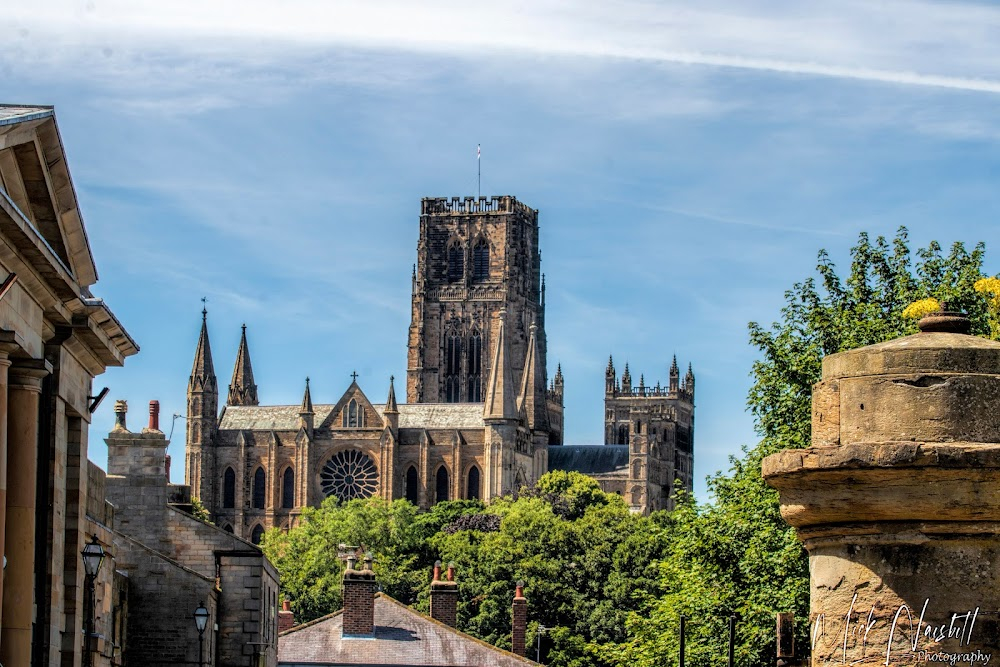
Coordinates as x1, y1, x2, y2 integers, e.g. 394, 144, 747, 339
6, 0, 1000, 96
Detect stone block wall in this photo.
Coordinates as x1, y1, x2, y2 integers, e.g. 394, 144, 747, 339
114, 532, 218, 667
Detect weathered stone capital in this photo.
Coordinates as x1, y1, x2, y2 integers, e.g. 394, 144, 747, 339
9, 358, 52, 392
0, 329, 20, 361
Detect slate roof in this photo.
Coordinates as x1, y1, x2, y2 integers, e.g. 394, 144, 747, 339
547, 445, 629, 476
0, 105, 53, 126
278, 594, 539, 666
218, 403, 485, 432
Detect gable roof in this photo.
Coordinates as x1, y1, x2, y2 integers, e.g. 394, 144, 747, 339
278, 594, 539, 667
0, 105, 98, 285
318, 381, 384, 430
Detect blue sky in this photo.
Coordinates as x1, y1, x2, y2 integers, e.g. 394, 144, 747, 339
4, 0, 1000, 500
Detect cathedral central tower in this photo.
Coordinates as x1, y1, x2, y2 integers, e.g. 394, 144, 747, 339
407, 196, 546, 406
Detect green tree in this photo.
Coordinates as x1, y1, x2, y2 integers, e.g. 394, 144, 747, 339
609, 228, 991, 667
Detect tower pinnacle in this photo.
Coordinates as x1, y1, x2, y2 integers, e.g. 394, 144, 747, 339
227, 324, 259, 406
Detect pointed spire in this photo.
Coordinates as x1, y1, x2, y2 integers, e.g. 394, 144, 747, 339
300, 377, 314, 414
671, 355, 680, 375
227, 324, 259, 406
484, 309, 518, 421
298, 377, 314, 435
385, 375, 398, 413
670, 354, 680, 392
606, 355, 615, 375
685, 363, 695, 396
517, 322, 549, 431
190, 307, 217, 392
621, 363, 632, 392
555, 363, 563, 385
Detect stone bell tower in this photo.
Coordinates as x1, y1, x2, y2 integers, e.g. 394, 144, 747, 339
406, 196, 545, 405
764, 310, 1000, 665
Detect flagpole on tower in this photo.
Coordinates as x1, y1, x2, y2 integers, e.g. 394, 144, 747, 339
477, 144, 481, 198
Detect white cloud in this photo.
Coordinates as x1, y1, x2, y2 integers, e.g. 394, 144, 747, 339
6, 0, 1000, 94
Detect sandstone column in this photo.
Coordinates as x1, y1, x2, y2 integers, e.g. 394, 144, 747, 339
0, 332, 18, 646
1, 359, 48, 667
764, 311, 1000, 665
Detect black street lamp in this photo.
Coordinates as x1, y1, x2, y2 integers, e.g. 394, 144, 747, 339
194, 602, 210, 666
81, 535, 106, 667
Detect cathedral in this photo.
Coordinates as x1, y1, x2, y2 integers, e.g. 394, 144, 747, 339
184, 196, 694, 542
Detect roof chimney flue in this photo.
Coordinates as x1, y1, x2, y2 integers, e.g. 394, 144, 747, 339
512, 581, 527, 657
341, 556, 376, 638
430, 560, 458, 627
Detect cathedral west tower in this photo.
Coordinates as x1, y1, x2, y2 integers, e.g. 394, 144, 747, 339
407, 196, 547, 407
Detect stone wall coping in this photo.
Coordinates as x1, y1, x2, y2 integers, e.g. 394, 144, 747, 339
763, 442, 1000, 478
822, 331, 1000, 379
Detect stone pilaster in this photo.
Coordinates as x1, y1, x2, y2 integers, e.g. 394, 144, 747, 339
1, 360, 49, 667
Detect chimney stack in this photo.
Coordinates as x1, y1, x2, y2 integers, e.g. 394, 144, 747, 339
342, 553, 376, 638
148, 400, 160, 431
429, 560, 458, 627
278, 598, 296, 633
511, 581, 527, 657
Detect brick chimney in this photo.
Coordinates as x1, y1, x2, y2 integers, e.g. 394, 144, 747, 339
342, 554, 376, 638
278, 599, 296, 633
512, 581, 527, 656
429, 561, 458, 627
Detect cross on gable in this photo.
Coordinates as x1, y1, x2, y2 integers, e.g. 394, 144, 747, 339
351, 371, 359, 382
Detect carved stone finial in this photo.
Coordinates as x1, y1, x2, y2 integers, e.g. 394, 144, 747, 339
917, 308, 972, 334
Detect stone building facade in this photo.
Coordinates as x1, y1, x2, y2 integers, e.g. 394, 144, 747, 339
105, 400, 280, 667
185, 195, 693, 532
547, 355, 695, 513
0, 105, 139, 667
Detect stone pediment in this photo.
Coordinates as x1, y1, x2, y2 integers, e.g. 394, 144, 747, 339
319, 381, 385, 431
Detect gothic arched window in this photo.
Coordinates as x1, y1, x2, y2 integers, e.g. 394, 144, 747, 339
617, 424, 629, 446
405, 465, 419, 505
252, 467, 266, 509
445, 332, 462, 403
282, 467, 295, 509
221, 523, 234, 533
435, 466, 450, 503
223, 467, 236, 508
466, 466, 480, 500
467, 330, 482, 402
447, 244, 464, 283
343, 399, 364, 428
472, 239, 489, 281
250, 524, 265, 545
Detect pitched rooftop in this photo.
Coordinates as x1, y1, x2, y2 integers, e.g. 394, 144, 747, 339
278, 594, 539, 667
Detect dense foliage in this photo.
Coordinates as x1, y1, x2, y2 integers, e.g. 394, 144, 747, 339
263, 229, 995, 666
261, 471, 670, 666
605, 228, 992, 667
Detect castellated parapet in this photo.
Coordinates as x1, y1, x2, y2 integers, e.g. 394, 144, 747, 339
763, 311, 1000, 665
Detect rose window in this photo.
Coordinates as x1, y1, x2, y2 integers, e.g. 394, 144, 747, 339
320, 450, 379, 501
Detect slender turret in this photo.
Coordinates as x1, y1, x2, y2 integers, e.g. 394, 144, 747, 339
227, 324, 259, 406
186, 307, 219, 505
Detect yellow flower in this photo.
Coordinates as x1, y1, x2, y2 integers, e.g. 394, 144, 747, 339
974, 277, 1000, 297
902, 298, 941, 320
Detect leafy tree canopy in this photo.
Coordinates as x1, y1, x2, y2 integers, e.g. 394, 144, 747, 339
606, 228, 992, 667
261, 472, 669, 667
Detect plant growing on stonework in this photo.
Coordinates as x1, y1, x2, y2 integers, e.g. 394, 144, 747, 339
606, 227, 992, 667
189, 496, 213, 524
